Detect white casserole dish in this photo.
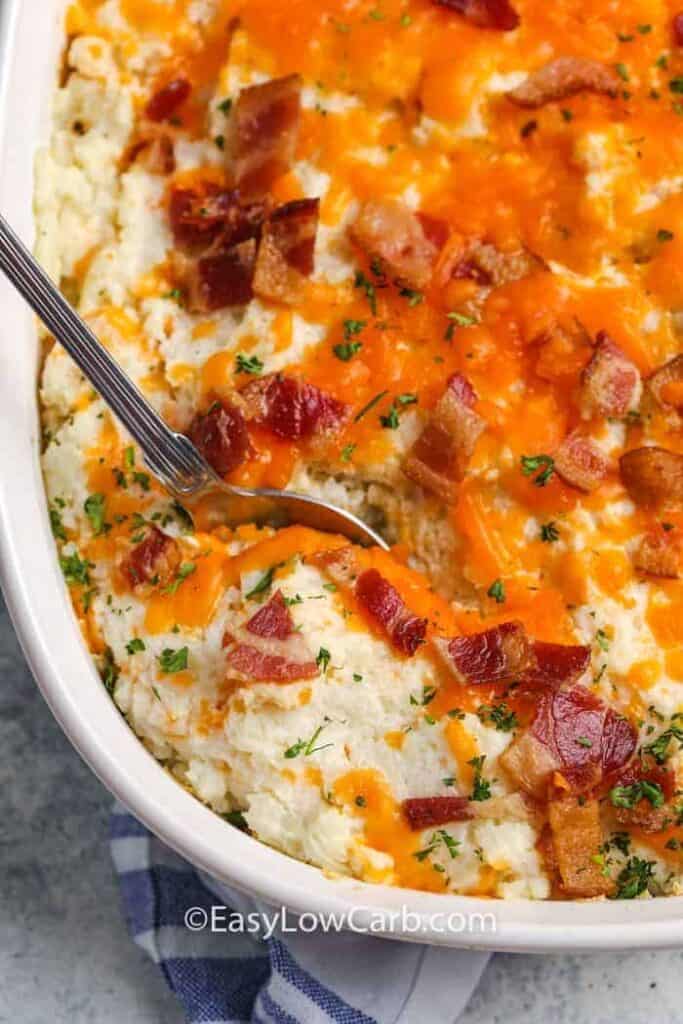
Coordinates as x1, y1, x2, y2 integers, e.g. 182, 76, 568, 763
1, 0, 683, 952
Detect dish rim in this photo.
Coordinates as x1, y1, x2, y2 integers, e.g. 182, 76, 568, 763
2, 0, 683, 952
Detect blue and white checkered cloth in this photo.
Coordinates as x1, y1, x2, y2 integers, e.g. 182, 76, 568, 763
110, 803, 490, 1023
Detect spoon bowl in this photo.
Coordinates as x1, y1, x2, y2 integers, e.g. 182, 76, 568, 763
0, 213, 389, 550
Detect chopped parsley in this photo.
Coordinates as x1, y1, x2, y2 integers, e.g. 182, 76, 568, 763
50, 506, 67, 541
575, 736, 593, 748
84, 493, 110, 536
613, 856, 656, 899
284, 723, 333, 759
126, 637, 146, 655
161, 562, 197, 595
354, 270, 377, 314
670, 77, 683, 94
609, 780, 665, 809
334, 341, 363, 362
410, 684, 437, 707
487, 578, 506, 604
316, 647, 331, 673
540, 521, 560, 542
214, 134, 225, 150
414, 828, 461, 864
343, 318, 366, 340
217, 97, 233, 114
60, 551, 93, 587
340, 443, 356, 462
124, 445, 136, 469
468, 755, 492, 802
157, 646, 189, 674
235, 353, 264, 375
596, 628, 610, 652
615, 62, 630, 81
520, 453, 555, 487
171, 501, 194, 534
354, 390, 388, 423
245, 565, 278, 599
132, 471, 151, 492
478, 702, 518, 732
399, 287, 423, 307
643, 719, 683, 764
223, 810, 248, 831
100, 647, 119, 695
444, 311, 476, 341
657, 228, 675, 242
380, 393, 417, 429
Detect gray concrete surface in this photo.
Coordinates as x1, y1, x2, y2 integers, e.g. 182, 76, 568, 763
2, 590, 683, 1024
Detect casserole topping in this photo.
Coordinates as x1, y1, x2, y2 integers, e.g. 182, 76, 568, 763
38, 0, 683, 900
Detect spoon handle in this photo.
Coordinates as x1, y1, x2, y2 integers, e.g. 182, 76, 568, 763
0, 213, 209, 492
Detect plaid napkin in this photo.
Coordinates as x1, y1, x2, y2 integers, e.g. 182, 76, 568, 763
110, 803, 490, 1023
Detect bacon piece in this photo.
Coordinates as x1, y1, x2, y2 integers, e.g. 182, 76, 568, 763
620, 447, 683, 508
432, 0, 519, 31
356, 569, 428, 655
121, 526, 180, 590
533, 687, 636, 791
503, 687, 636, 797
674, 12, 683, 46
238, 373, 348, 440
507, 57, 620, 109
187, 399, 251, 476
647, 354, 683, 413
500, 732, 559, 799
580, 333, 641, 419
520, 641, 591, 691
223, 590, 318, 683
184, 237, 257, 312
435, 621, 535, 685
253, 198, 319, 304
231, 74, 302, 197
315, 548, 427, 656
632, 526, 682, 579
438, 238, 543, 318
547, 794, 612, 897
169, 185, 266, 253
145, 77, 191, 122
416, 212, 450, 251
403, 796, 473, 830
554, 430, 608, 492
349, 199, 438, 290
403, 373, 485, 503
125, 130, 176, 175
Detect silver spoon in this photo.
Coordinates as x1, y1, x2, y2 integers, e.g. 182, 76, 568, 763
0, 214, 388, 549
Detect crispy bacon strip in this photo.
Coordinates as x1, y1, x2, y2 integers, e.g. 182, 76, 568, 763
580, 332, 641, 419
403, 373, 485, 503
253, 198, 319, 304
432, 0, 519, 31
403, 796, 473, 830
632, 526, 682, 579
169, 185, 266, 253
121, 526, 180, 591
674, 12, 683, 46
183, 238, 258, 312
507, 686, 636, 796
647, 354, 683, 412
223, 590, 318, 682
349, 199, 439, 290
231, 74, 302, 197
620, 447, 683, 508
434, 621, 535, 685
507, 57, 620, 109
356, 569, 428, 655
554, 431, 608, 492
547, 794, 612, 898
187, 399, 251, 477
520, 641, 591, 691
238, 373, 348, 440
124, 129, 176, 175
145, 77, 191, 122
316, 548, 427, 656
